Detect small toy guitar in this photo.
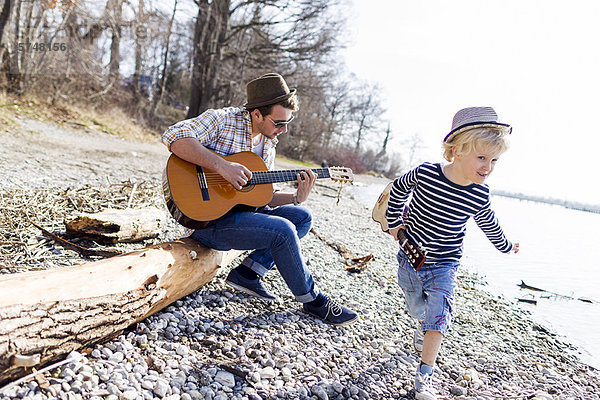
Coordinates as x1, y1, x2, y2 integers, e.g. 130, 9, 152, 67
371, 182, 427, 270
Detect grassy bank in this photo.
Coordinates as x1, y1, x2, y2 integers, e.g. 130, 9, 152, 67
0, 92, 166, 143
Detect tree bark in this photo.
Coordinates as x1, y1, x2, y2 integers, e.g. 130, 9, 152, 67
0, 0, 13, 47
7, 0, 23, 92
187, 0, 230, 118
107, 0, 123, 80
152, 0, 178, 114
0, 239, 241, 386
0, 0, 14, 77
132, 0, 145, 101
199, 0, 230, 112
187, 0, 213, 119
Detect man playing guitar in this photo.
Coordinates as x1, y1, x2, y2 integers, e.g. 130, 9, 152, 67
161, 73, 357, 326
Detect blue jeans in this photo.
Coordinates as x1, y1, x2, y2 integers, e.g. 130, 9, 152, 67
396, 250, 459, 335
190, 205, 319, 303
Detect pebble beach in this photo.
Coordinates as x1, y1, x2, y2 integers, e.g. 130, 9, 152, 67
1, 122, 599, 399
1, 177, 599, 400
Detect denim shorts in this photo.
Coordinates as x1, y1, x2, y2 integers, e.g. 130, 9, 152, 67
396, 250, 459, 335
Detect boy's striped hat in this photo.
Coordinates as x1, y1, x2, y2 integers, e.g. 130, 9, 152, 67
444, 106, 512, 142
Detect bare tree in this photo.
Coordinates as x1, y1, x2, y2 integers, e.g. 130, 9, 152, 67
152, 0, 178, 113
0, 0, 395, 168
403, 132, 425, 167
0, 0, 13, 58
105, 0, 124, 80
185, 0, 347, 117
3, 1, 80, 92
381, 122, 392, 153
348, 81, 385, 151
186, 0, 230, 118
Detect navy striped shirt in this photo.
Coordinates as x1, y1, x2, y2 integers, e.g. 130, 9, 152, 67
387, 162, 513, 265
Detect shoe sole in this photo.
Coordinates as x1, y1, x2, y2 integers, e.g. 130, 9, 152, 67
414, 334, 424, 353
303, 310, 359, 327
225, 280, 277, 301
415, 392, 437, 400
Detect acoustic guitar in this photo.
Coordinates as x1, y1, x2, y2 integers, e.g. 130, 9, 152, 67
163, 151, 354, 229
372, 182, 427, 270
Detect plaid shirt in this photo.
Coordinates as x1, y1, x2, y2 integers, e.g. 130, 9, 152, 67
161, 107, 278, 170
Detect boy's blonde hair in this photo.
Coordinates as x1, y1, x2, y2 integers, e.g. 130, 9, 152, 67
443, 127, 510, 162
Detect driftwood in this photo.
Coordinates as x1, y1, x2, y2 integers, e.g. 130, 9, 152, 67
310, 228, 374, 272
518, 280, 596, 304
0, 239, 241, 386
517, 298, 537, 305
64, 207, 165, 243
29, 220, 123, 258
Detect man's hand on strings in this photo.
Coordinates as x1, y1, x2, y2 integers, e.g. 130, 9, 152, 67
295, 170, 317, 203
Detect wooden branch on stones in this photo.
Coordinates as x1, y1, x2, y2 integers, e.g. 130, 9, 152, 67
64, 207, 165, 243
0, 239, 241, 386
30, 220, 123, 258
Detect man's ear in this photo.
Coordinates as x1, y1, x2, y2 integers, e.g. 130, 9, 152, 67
251, 109, 263, 121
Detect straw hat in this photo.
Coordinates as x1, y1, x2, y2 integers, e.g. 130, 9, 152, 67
444, 107, 512, 142
243, 73, 297, 109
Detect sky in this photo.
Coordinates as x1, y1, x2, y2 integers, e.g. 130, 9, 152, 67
344, 0, 600, 205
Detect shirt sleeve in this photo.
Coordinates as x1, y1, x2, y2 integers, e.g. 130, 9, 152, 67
161, 109, 223, 151
386, 165, 420, 229
473, 200, 514, 253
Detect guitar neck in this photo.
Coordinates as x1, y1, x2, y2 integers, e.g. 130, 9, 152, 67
248, 168, 330, 185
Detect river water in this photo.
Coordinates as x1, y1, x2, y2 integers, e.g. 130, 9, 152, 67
349, 183, 600, 370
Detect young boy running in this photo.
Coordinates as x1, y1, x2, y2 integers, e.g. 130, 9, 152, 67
386, 107, 520, 399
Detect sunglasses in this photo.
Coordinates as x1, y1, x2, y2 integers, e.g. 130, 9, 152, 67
267, 115, 295, 129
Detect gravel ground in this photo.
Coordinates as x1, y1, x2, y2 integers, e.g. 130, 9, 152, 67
1, 118, 599, 399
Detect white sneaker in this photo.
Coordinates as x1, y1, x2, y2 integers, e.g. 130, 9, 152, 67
414, 368, 437, 400
413, 327, 424, 353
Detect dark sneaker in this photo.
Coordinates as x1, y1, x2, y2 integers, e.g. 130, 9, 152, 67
225, 268, 277, 301
302, 296, 358, 326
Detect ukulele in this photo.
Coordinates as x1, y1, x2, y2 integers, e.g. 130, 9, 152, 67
371, 182, 427, 270
163, 151, 353, 229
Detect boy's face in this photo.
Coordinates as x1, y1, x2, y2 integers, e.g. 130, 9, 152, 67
454, 146, 501, 185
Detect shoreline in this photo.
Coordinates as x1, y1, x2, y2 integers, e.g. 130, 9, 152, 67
347, 177, 600, 373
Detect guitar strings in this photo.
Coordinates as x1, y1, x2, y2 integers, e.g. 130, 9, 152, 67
201, 170, 327, 178
201, 169, 332, 185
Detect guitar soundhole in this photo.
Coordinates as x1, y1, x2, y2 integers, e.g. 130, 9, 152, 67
238, 184, 255, 193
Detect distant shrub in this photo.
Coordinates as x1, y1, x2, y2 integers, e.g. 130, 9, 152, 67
321, 146, 367, 174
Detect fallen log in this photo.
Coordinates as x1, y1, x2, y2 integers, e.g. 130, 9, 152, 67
0, 239, 241, 386
64, 207, 165, 243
